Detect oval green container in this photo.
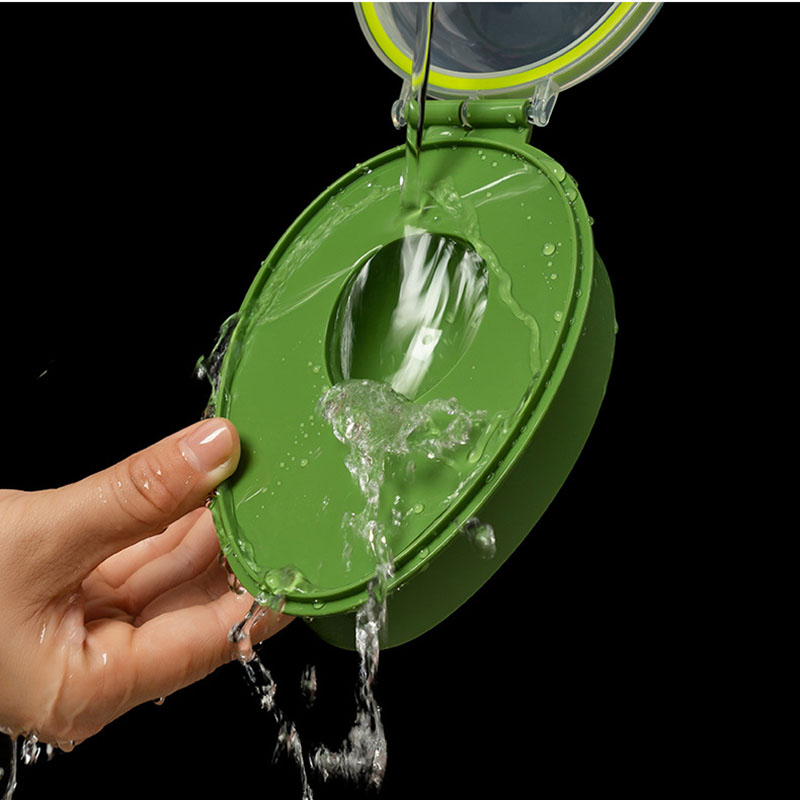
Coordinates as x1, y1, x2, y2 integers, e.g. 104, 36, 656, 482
205, 3, 658, 650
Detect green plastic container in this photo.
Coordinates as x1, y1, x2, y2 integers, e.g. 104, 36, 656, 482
206, 2, 660, 649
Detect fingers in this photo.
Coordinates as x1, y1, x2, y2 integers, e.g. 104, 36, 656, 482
83, 510, 221, 623
95, 507, 207, 589
116, 592, 292, 708
35, 418, 240, 583
127, 519, 227, 622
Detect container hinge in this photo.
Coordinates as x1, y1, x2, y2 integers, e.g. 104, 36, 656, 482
392, 77, 560, 136
527, 76, 560, 128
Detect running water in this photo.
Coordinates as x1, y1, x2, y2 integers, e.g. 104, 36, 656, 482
310, 378, 484, 787
0, 738, 16, 800
227, 595, 315, 800
400, 2, 435, 213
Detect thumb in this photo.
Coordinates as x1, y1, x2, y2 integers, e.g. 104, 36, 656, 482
41, 418, 240, 579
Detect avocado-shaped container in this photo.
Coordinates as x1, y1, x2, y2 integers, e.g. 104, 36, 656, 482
205, 2, 660, 649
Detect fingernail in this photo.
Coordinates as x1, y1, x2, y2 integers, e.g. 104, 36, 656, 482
180, 420, 234, 473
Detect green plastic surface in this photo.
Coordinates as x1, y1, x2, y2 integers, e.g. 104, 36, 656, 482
208, 110, 615, 649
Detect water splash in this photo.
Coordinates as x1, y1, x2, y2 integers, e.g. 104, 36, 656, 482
311, 580, 387, 788
319, 379, 483, 568
19, 733, 39, 767
227, 597, 315, 800
195, 312, 239, 418
300, 666, 317, 708
0, 737, 17, 800
311, 378, 483, 788
1, 731, 53, 800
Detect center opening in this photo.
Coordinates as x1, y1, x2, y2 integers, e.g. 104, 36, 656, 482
327, 232, 489, 400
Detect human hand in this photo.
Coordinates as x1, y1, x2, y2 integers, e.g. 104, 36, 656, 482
0, 418, 291, 749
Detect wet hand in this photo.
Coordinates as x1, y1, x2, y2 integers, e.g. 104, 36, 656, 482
0, 418, 291, 749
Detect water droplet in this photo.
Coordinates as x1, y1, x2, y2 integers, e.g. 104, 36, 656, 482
542, 242, 556, 256
299, 458, 308, 467
412, 503, 424, 514
461, 517, 496, 559
554, 310, 563, 322
491, 160, 498, 167
312, 599, 326, 610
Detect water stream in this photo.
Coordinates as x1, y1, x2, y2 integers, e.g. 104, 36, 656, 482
400, 2, 435, 213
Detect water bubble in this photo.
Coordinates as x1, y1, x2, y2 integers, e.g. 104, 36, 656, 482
542, 242, 556, 256
461, 517, 496, 559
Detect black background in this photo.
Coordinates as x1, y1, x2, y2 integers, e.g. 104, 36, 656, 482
0, 2, 789, 798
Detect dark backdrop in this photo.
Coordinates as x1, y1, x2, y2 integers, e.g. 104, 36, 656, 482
0, 3, 785, 798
